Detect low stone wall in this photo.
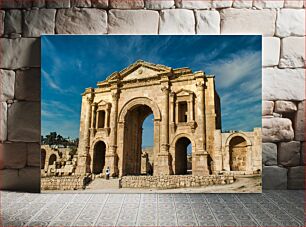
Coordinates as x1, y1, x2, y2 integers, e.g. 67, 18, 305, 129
41, 176, 84, 191
120, 175, 235, 189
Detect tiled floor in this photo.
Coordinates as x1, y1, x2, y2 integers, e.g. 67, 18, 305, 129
1, 190, 304, 226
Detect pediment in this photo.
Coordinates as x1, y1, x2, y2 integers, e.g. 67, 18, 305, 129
106, 60, 171, 82
176, 89, 193, 97
121, 65, 161, 81
95, 99, 110, 107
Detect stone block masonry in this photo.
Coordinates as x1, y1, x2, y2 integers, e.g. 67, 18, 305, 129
120, 175, 235, 189
41, 176, 84, 190
0, 0, 304, 192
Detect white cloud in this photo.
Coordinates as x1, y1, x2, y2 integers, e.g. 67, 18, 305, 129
207, 50, 261, 88
42, 69, 62, 92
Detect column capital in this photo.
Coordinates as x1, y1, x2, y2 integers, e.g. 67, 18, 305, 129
161, 86, 170, 95
160, 143, 170, 152
111, 91, 120, 101
196, 81, 205, 90
86, 96, 93, 104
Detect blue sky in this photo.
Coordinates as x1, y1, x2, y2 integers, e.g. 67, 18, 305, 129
42, 35, 262, 147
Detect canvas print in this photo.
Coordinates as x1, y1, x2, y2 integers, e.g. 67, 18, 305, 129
41, 35, 262, 193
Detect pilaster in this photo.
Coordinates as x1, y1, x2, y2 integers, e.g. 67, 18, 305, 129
157, 84, 172, 175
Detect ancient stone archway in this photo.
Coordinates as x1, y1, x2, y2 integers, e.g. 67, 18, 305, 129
49, 154, 57, 165
118, 97, 161, 122
41, 149, 46, 169
223, 132, 252, 172
92, 141, 106, 174
229, 136, 247, 171
76, 60, 261, 179
174, 137, 192, 175
122, 104, 154, 176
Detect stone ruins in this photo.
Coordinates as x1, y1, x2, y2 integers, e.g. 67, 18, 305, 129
53, 60, 260, 190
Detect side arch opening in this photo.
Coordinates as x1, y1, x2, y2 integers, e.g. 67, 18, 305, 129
93, 141, 106, 174
229, 136, 247, 171
174, 137, 192, 175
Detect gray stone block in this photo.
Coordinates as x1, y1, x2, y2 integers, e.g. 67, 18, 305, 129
91, 0, 109, 8
220, 8, 276, 36
4, 9, 22, 34
262, 101, 274, 116
301, 142, 305, 165
262, 143, 277, 166
32, 0, 46, 8
294, 101, 305, 141
274, 100, 297, 113
288, 166, 304, 189
0, 0, 32, 9
27, 143, 41, 167
0, 69, 15, 102
0, 142, 27, 169
262, 117, 294, 142
15, 68, 41, 101
71, 0, 92, 7
263, 68, 305, 101
8, 101, 40, 142
0, 167, 40, 192
278, 141, 301, 167
108, 10, 159, 34
0, 38, 40, 69
0, 10, 4, 35
46, 0, 70, 8
23, 9, 56, 37
263, 166, 287, 189
145, 0, 175, 9
56, 8, 107, 34
109, 0, 144, 9
159, 9, 195, 34
0, 102, 8, 142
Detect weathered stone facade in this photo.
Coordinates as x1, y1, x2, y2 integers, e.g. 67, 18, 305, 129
41, 176, 84, 190
41, 145, 78, 177
76, 60, 261, 180
120, 174, 235, 189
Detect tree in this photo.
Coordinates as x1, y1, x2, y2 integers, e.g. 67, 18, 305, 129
42, 132, 79, 148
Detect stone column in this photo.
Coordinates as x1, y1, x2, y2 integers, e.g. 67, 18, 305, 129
90, 103, 97, 139
84, 97, 92, 147
105, 105, 110, 128
189, 93, 194, 122
161, 86, 169, 151
193, 81, 209, 175
105, 90, 119, 176
169, 92, 175, 133
157, 85, 171, 175
76, 95, 93, 176
187, 100, 191, 122
175, 102, 179, 123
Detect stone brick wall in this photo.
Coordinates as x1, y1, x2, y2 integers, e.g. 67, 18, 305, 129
0, 0, 304, 192
41, 176, 84, 190
120, 174, 235, 189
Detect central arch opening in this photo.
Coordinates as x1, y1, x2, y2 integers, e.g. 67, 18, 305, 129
93, 141, 106, 174
175, 137, 192, 175
229, 136, 247, 171
123, 104, 154, 176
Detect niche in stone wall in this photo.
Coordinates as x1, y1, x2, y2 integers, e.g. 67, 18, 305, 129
94, 100, 111, 131
175, 89, 194, 125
